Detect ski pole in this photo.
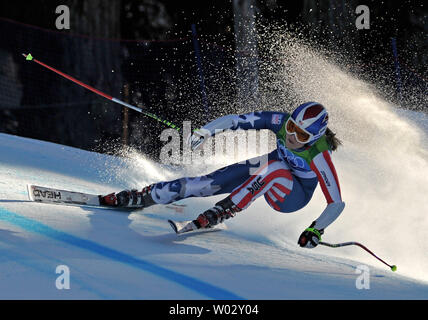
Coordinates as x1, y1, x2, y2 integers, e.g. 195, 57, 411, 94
22, 53, 181, 131
319, 241, 397, 272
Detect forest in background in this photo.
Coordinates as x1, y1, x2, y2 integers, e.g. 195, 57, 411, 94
0, 0, 426, 158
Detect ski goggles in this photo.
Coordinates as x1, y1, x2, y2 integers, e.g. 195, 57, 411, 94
285, 117, 313, 144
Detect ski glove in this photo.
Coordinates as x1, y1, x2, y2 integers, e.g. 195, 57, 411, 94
187, 128, 211, 151
298, 223, 324, 249
187, 115, 239, 151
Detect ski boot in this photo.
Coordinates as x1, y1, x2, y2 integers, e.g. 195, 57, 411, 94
194, 197, 241, 229
99, 184, 156, 209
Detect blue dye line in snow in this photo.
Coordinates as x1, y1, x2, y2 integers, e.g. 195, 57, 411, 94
0, 206, 243, 300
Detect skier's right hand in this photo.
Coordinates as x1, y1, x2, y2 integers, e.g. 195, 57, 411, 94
187, 128, 211, 151
298, 225, 323, 249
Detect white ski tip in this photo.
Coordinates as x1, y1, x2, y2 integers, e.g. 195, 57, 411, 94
168, 219, 179, 234
168, 219, 200, 234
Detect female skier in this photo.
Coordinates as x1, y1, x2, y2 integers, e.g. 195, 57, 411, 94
100, 102, 345, 248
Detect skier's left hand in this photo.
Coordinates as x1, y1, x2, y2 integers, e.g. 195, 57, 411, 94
187, 128, 211, 151
298, 224, 324, 248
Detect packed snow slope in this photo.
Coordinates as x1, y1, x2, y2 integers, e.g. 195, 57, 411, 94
0, 116, 428, 299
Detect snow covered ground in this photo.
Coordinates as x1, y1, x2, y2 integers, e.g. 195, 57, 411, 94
0, 107, 428, 299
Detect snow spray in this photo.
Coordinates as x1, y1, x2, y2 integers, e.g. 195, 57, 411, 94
110, 26, 428, 283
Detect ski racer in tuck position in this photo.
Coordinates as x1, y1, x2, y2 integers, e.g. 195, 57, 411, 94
100, 102, 345, 248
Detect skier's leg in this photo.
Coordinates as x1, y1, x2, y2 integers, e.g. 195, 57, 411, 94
194, 158, 295, 228
264, 175, 318, 213
195, 173, 318, 229
100, 151, 276, 208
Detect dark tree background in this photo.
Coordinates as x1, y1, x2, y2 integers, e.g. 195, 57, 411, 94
0, 0, 426, 159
